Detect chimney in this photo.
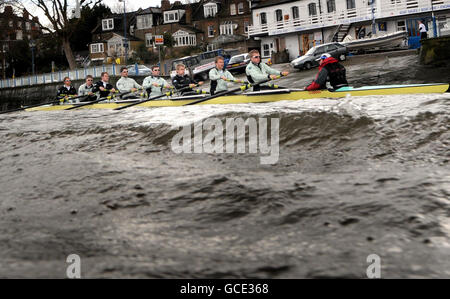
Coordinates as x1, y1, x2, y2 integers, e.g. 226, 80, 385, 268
185, 4, 192, 24
23, 8, 29, 20
4, 6, 13, 15
161, 0, 171, 11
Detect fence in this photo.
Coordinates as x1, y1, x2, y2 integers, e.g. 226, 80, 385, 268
0, 64, 124, 89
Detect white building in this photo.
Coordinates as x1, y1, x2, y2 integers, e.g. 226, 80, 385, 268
248, 0, 450, 60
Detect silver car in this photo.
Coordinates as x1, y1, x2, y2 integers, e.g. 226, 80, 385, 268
291, 42, 348, 70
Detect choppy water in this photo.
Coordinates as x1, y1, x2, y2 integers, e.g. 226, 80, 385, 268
0, 91, 449, 278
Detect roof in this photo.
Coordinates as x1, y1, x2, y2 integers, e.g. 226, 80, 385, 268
91, 12, 138, 35
137, 7, 161, 15
252, 0, 299, 9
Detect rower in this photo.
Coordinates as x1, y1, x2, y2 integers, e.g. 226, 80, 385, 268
116, 67, 142, 97
77, 75, 96, 102
172, 63, 204, 95
142, 65, 172, 97
57, 77, 77, 102
305, 53, 348, 91
93, 72, 116, 98
245, 49, 289, 92
209, 56, 243, 95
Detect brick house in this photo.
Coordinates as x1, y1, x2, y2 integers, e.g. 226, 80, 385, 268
0, 6, 42, 78
89, 11, 143, 64
134, 0, 260, 56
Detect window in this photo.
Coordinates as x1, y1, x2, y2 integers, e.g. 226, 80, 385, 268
238, 3, 245, 14
173, 30, 196, 47
263, 44, 271, 57
90, 43, 104, 53
207, 44, 216, 51
292, 7, 299, 19
164, 11, 180, 23
275, 9, 283, 22
244, 21, 249, 33
397, 20, 406, 31
324, 44, 337, 52
9, 20, 13, 27
308, 3, 317, 16
260, 12, 267, 25
204, 4, 218, 18
16, 30, 23, 40
327, 0, 336, 13
145, 33, 153, 47
17, 21, 22, 29
25, 22, 30, 30
102, 18, 114, 30
220, 22, 233, 35
208, 25, 215, 37
230, 4, 236, 15
347, 0, 356, 9
137, 15, 152, 29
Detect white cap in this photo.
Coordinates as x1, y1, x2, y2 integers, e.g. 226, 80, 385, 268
316, 53, 331, 61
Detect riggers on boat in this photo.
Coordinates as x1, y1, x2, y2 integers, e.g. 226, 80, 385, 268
27, 83, 449, 111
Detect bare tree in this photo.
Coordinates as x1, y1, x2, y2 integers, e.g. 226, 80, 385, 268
110, 1, 135, 14
22, 0, 102, 70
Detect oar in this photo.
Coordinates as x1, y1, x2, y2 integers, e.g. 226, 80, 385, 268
184, 75, 285, 106
114, 85, 198, 111
64, 91, 133, 110
0, 99, 59, 114
223, 78, 248, 84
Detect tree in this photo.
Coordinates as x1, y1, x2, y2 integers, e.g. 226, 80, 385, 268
26, 0, 102, 70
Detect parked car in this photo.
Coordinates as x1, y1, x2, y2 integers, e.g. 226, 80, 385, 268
290, 42, 348, 70
126, 64, 152, 76
226, 53, 250, 73
170, 49, 224, 81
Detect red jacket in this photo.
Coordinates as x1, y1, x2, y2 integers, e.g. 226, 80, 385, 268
305, 57, 339, 91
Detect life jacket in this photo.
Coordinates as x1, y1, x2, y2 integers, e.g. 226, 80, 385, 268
321, 57, 348, 89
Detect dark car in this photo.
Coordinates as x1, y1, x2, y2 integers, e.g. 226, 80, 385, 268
226, 53, 250, 73
290, 42, 348, 70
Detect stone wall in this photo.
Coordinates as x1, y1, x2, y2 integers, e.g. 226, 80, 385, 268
419, 36, 450, 65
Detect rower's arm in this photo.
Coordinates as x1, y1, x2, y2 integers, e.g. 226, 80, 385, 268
246, 64, 269, 82
262, 63, 281, 76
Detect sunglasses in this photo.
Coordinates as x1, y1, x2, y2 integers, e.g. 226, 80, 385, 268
87, 79, 93, 81
65, 80, 71, 82
252, 56, 261, 58
153, 69, 160, 71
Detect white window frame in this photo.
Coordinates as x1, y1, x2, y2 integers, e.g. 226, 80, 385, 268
137, 14, 152, 29
17, 21, 22, 29
207, 44, 216, 51
16, 30, 23, 40
220, 22, 233, 35
204, 3, 218, 18
25, 22, 30, 30
208, 25, 215, 37
102, 18, 114, 31
90, 43, 104, 54
164, 11, 180, 23
238, 3, 245, 14
145, 33, 153, 47
9, 20, 13, 28
260, 12, 267, 25
230, 4, 237, 15
397, 20, 406, 31
244, 21, 249, 33
263, 44, 271, 58
173, 30, 196, 47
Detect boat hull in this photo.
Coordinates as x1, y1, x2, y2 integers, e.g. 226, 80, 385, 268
27, 83, 449, 111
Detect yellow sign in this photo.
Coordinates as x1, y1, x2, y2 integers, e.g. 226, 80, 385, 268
115, 58, 121, 64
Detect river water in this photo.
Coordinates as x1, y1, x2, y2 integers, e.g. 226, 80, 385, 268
0, 53, 449, 278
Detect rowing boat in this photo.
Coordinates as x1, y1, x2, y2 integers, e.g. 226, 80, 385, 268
26, 83, 449, 111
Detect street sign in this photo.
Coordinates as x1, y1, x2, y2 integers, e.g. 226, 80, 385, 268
155, 35, 164, 45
